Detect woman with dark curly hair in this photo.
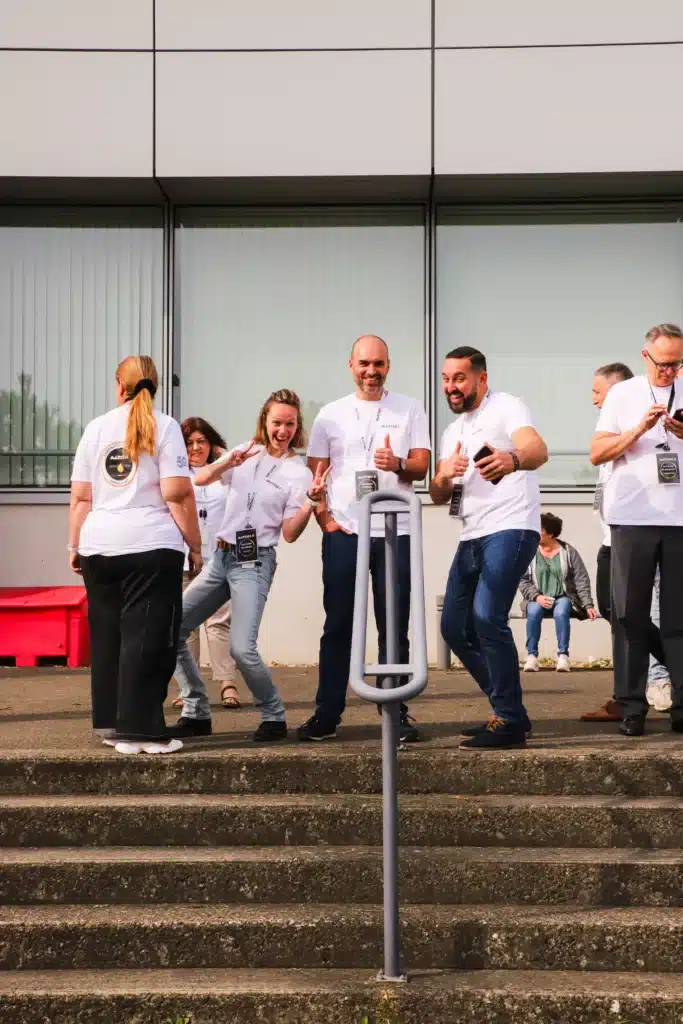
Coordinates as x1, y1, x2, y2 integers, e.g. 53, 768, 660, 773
173, 389, 330, 743
172, 416, 242, 711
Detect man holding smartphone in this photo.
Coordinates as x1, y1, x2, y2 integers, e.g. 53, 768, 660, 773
591, 323, 683, 736
430, 346, 548, 749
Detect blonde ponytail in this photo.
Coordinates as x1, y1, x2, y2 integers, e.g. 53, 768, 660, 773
116, 355, 159, 463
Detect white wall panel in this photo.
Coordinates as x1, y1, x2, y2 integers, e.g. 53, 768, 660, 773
435, 46, 683, 175
436, 0, 683, 48
0, 0, 152, 49
0, 52, 153, 176
156, 51, 431, 177
156, 0, 430, 50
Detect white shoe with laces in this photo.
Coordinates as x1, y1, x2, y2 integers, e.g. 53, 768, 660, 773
523, 654, 539, 672
556, 654, 571, 673
646, 679, 672, 712
114, 739, 183, 755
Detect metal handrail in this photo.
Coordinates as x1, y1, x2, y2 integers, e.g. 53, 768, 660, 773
349, 487, 428, 984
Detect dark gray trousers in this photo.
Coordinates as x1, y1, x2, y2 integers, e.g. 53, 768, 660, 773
611, 525, 683, 720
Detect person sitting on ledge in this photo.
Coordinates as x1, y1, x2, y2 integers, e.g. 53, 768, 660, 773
520, 512, 597, 673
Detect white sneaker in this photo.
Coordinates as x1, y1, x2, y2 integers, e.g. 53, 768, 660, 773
114, 739, 183, 755
646, 679, 672, 712
102, 739, 118, 748
556, 654, 571, 673
523, 654, 539, 672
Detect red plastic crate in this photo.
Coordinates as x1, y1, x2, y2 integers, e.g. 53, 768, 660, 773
0, 587, 90, 667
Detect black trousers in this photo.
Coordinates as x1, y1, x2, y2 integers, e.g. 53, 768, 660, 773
610, 525, 682, 721
81, 548, 184, 741
595, 544, 612, 623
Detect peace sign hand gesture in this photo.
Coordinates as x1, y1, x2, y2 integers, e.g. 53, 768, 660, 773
221, 440, 260, 471
308, 463, 332, 503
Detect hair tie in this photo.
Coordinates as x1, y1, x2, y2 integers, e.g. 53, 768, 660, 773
131, 377, 157, 399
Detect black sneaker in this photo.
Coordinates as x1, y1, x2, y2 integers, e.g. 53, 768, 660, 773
253, 720, 288, 743
462, 716, 532, 739
170, 716, 212, 738
297, 715, 337, 742
619, 715, 646, 737
460, 717, 526, 750
399, 711, 420, 743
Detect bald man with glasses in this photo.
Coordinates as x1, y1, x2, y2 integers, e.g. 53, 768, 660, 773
590, 324, 683, 737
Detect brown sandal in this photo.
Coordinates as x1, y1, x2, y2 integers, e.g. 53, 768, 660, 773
221, 684, 241, 709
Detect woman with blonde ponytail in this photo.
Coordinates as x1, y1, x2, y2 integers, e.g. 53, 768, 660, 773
69, 355, 203, 756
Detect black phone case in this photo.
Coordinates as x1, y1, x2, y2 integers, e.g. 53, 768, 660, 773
473, 445, 501, 486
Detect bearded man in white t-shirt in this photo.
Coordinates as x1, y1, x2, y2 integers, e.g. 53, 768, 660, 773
301, 335, 431, 743
430, 346, 548, 750
591, 323, 683, 737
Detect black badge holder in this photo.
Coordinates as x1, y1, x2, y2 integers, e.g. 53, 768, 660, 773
449, 483, 464, 518
355, 403, 382, 501
657, 451, 681, 485
592, 483, 604, 511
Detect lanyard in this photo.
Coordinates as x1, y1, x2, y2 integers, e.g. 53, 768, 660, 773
245, 453, 277, 525
355, 400, 384, 467
457, 390, 490, 450
648, 381, 676, 451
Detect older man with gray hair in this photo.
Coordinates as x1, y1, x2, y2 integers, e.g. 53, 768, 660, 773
591, 323, 683, 736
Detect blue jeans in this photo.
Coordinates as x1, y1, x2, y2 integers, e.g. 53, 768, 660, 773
174, 547, 285, 722
441, 529, 539, 727
525, 596, 572, 656
316, 531, 411, 727
648, 569, 671, 685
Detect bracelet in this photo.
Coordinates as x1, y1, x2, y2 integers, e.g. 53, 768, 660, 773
67, 544, 79, 553
510, 452, 520, 472
306, 493, 321, 508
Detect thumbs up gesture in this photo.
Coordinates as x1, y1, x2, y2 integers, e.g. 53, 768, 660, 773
374, 433, 401, 473
442, 441, 470, 480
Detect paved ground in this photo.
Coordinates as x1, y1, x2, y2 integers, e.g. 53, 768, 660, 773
0, 665, 677, 754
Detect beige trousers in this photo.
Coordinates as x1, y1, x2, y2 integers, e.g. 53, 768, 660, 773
182, 572, 236, 682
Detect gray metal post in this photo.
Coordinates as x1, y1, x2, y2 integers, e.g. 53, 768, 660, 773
380, 511, 402, 982
349, 489, 428, 985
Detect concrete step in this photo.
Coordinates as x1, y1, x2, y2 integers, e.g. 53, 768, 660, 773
1, 967, 683, 1023
1, 845, 682, 908
4, 904, 683, 973
2, 793, 683, 848
3, 749, 683, 797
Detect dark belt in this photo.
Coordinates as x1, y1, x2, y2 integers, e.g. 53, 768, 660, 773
216, 538, 274, 554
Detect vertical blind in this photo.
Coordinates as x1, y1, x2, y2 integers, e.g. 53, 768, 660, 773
0, 209, 164, 487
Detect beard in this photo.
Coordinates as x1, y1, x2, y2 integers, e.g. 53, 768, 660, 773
447, 390, 477, 413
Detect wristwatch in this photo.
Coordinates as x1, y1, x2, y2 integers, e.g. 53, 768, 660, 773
398, 458, 407, 473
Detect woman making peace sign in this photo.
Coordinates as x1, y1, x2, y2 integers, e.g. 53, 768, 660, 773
173, 389, 331, 742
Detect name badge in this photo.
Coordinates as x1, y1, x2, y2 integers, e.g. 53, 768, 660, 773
592, 484, 604, 512
356, 470, 379, 501
449, 483, 464, 518
235, 528, 258, 563
657, 452, 681, 485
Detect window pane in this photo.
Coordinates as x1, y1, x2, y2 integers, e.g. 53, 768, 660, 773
436, 209, 683, 488
0, 209, 164, 488
176, 208, 426, 445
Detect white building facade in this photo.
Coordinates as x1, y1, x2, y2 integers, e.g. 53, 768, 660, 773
3, 0, 683, 663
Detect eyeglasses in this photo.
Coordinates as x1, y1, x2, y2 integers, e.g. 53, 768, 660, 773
645, 350, 683, 372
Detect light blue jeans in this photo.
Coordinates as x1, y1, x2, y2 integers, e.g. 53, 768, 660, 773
648, 569, 670, 685
525, 596, 572, 656
174, 547, 285, 722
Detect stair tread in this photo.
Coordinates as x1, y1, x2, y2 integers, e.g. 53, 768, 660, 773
3, 792, 683, 807
3, 903, 683, 926
2, 966, 683, 997
1, 844, 682, 864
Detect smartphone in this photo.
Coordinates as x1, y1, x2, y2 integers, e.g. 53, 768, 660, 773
473, 445, 502, 486
673, 409, 683, 423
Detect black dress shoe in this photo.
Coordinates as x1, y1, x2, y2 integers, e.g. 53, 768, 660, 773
253, 720, 288, 742
619, 715, 645, 737
170, 716, 212, 737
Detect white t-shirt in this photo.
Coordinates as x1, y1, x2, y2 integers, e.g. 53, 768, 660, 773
596, 375, 683, 527
596, 462, 612, 547
187, 469, 227, 567
71, 405, 190, 556
216, 445, 312, 548
438, 391, 541, 541
307, 392, 431, 537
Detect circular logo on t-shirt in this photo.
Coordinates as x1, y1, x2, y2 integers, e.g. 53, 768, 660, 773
102, 444, 136, 487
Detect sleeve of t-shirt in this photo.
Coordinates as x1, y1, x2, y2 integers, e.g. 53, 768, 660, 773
284, 466, 313, 520
307, 413, 330, 459
503, 396, 535, 435
408, 402, 432, 451
70, 423, 96, 483
158, 419, 191, 479
595, 387, 621, 434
